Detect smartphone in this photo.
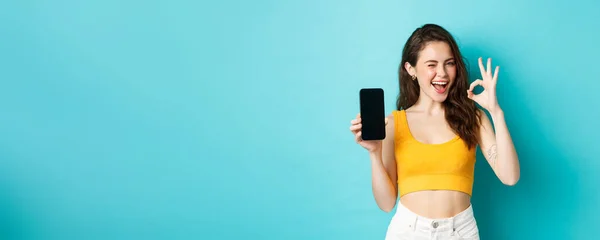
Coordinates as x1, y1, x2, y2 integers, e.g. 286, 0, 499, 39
359, 88, 386, 140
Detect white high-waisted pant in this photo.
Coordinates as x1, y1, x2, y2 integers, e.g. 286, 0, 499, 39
384, 202, 480, 240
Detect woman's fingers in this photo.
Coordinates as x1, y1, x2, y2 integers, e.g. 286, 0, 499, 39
468, 79, 483, 92
493, 65, 500, 81
478, 57, 495, 78
478, 57, 486, 77
487, 58, 492, 76
350, 123, 362, 133
350, 112, 362, 135
350, 113, 362, 135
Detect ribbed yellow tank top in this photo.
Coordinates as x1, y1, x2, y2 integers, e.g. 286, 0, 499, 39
393, 110, 477, 197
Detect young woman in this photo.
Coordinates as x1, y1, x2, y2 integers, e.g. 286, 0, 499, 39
349, 24, 520, 239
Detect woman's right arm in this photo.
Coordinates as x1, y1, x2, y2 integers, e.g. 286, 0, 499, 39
350, 113, 398, 212
369, 114, 398, 212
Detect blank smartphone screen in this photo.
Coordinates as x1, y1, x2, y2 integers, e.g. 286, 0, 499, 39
359, 88, 386, 140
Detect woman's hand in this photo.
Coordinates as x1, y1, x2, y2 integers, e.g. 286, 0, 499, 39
350, 113, 388, 153
468, 57, 501, 114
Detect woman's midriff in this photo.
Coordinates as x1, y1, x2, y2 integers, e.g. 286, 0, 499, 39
399, 190, 472, 219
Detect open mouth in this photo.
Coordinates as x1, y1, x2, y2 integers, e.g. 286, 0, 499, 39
431, 80, 448, 94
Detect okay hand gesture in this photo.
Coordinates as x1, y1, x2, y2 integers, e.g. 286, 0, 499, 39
467, 57, 501, 113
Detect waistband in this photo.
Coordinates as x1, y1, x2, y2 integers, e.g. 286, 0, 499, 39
394, 201, 475, 233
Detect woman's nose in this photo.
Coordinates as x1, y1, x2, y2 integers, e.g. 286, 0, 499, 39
436, 66, 447, 77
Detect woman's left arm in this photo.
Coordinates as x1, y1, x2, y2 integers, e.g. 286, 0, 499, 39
477, 108, 520, 186
468, 57, 520, 186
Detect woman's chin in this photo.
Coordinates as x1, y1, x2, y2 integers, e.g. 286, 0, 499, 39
429, 90, 449, 102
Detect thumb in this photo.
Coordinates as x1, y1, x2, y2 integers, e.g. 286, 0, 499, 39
469, 79, 483, 92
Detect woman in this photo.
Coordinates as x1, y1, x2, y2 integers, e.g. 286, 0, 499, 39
349, 24, 520, 239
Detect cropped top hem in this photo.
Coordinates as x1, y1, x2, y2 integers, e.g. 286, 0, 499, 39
398, 174, 474, 197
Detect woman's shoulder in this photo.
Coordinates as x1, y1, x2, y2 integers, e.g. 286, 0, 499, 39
387, 109, 404, 120
386, 110, 407, 132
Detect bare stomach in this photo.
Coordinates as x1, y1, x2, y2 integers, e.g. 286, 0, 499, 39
399, 190, 471, 219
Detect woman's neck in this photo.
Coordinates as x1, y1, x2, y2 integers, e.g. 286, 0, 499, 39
410, 96, 445, 116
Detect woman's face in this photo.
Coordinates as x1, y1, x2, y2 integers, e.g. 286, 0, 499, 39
405, 41, 457, 103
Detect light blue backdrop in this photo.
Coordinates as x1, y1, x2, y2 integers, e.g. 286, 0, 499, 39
1, 0, 598, 239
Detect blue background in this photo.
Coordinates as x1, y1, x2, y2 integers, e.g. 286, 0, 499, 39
1, 0, 598, 239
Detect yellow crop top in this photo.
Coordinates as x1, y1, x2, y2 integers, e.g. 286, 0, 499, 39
393, 110, 476, 197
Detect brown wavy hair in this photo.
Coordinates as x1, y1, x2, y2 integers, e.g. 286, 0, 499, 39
396, 24, 481, 149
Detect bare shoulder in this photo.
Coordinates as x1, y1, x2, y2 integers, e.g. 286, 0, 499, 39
476, 108, 487, 118
385, 112, 396, 139
386, 112, 395, 121
387, 109, 399, 119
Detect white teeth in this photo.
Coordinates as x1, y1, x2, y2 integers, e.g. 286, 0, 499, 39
431, 81, 448, 85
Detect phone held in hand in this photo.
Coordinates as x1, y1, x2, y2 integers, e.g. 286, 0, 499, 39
359, 88, 386, 140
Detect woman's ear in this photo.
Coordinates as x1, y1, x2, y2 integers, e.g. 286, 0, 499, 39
404, 62, 416, 79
